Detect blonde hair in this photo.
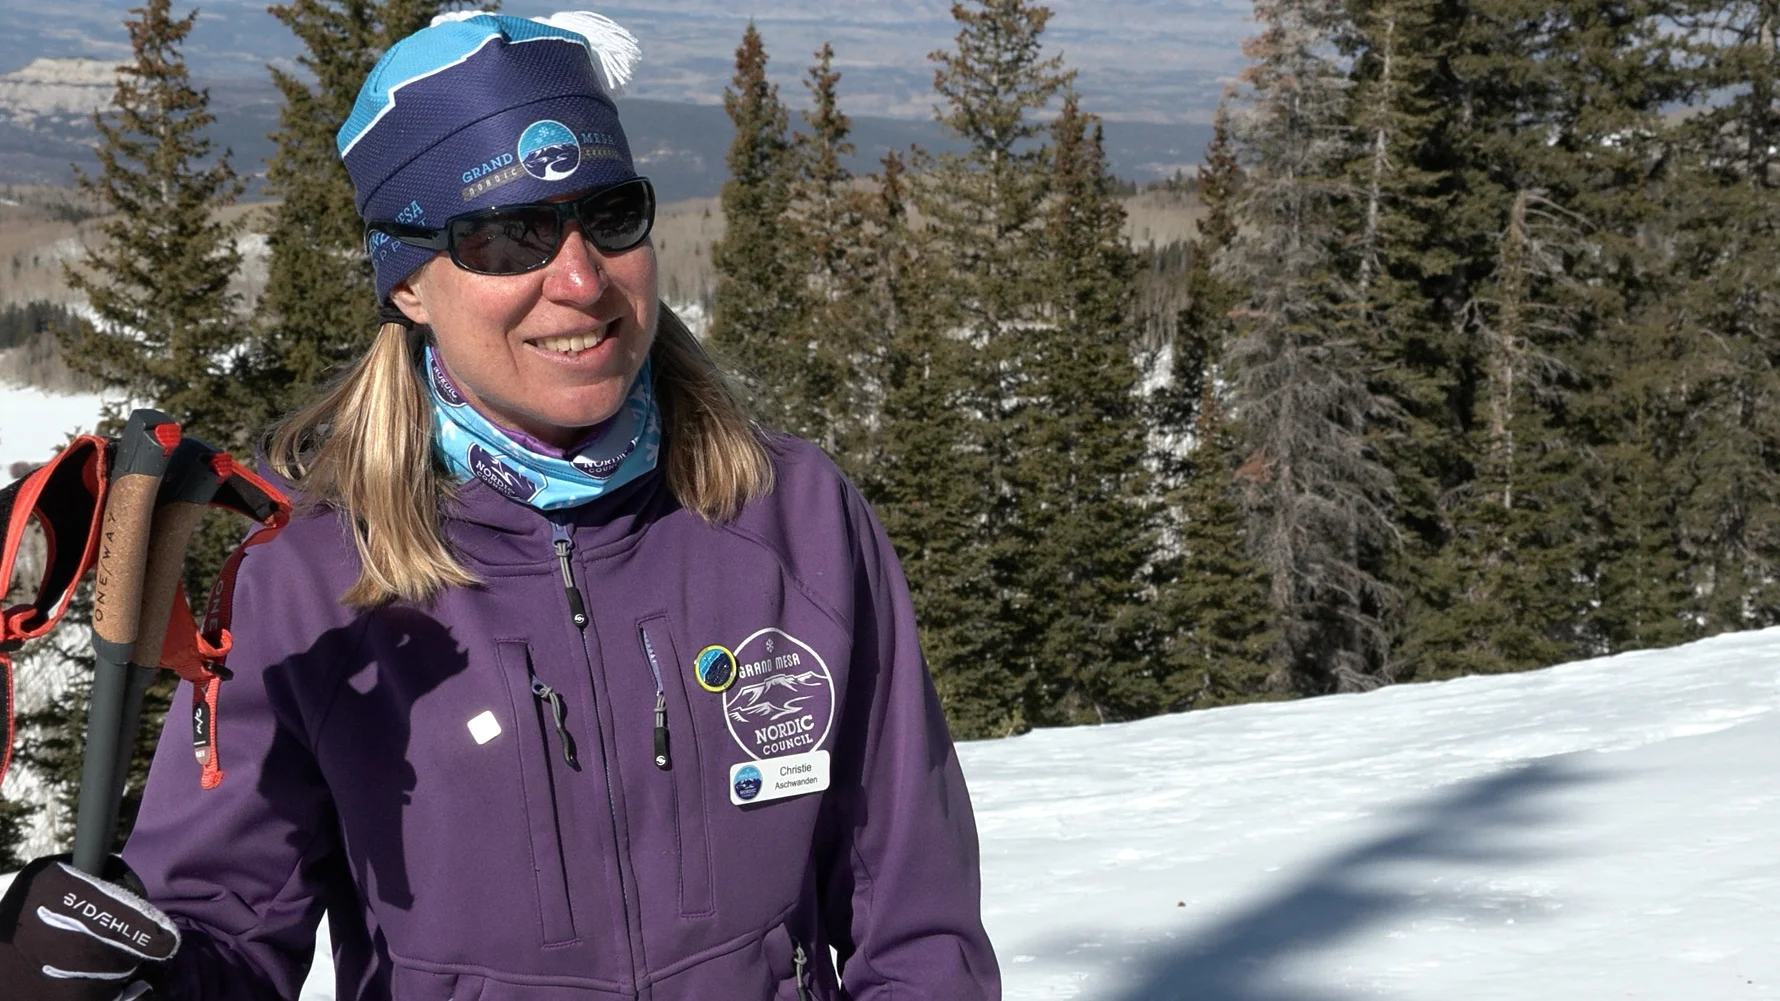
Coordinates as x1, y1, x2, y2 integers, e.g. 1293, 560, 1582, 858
267, 303, 773, 607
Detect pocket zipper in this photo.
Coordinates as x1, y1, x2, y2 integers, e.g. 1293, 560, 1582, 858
530, 674, 580, 769
639, 628, 672, 770
793, 940, 811, 1001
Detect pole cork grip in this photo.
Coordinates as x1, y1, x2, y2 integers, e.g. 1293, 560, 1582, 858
91, 473, 160, 646
131, 502, 207, 667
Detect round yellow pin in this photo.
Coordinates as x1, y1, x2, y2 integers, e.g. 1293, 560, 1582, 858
694, 644, 739, 693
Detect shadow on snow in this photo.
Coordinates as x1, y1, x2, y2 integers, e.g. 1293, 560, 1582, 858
1044, 753, 1608, 1001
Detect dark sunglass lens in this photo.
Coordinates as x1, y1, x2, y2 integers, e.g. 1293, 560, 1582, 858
453, 207, 562, 274
579, 182, 654, 252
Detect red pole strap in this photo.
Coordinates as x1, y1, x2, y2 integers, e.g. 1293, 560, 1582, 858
0, 438, 292, 794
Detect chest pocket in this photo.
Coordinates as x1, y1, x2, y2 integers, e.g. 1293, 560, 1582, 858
637, 615, 716, 917
494, 639, 580, 945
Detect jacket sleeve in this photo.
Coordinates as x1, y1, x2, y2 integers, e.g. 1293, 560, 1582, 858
817, 484, 1002, 1000
122, 544, 353, 1001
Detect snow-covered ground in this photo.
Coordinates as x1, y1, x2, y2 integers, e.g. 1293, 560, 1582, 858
0, 380, 106, 471
971, 631, 1780, 1000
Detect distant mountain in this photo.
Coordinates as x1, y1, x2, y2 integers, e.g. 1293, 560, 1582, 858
0, 59, 1213, 195
0, 58, 280, 190
0, 0, 1248, 125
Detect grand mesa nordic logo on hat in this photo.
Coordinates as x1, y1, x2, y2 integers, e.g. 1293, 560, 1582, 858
518, 120, 582, 181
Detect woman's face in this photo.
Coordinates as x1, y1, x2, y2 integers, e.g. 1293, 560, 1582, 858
391, 217, 659, 448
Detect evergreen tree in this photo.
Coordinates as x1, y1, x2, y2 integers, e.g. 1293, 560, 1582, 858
1152, 102, 1239, 490
11, 618, 172, 854
1331, 0, 1700, 675
783, 43, 875, 465
1155, 387, 1278, 707
1446, 0, 1694, 661
1333, 0, 1486, 681
920, 0, 1070, 481
838, 151, 916, 479
15, 0, 247, 860
59, 0, 245, 445
708, 24, 803, 425
1532, 0, 1695, 656
1005, 93, 1156, 724
243, 0, 458, 431
1222, 0, 1399, 693
1148, 100, 1276, 705
1410, 189, 1599, 677
869, 171, 1007, 734
0, 798, 33, 871
889, 0, 1071, 731
1654, 0, 1780, 633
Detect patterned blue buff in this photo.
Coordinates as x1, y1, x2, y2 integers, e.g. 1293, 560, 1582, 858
425, 346, 661, 511
338, 11, 642, 302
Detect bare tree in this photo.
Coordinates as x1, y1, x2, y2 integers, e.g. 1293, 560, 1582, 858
1222, 0, 1399, 693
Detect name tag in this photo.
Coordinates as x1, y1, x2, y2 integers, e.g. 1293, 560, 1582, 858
730, 750, 831, 806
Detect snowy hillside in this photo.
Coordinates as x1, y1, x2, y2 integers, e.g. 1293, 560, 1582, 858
969, 629, 1780, 999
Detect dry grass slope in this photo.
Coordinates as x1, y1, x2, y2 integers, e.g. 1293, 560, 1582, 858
1, 183, 1203, 332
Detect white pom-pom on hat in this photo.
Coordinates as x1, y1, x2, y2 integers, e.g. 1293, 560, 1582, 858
425, 9, 642, 94
530, 11, 641, 93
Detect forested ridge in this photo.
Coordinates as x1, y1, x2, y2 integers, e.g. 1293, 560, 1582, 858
708, 0, 1780, 734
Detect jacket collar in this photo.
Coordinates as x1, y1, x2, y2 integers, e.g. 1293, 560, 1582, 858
440, 466, 675, 569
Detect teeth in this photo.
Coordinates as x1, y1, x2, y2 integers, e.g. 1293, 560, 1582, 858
534, 327, 608, 354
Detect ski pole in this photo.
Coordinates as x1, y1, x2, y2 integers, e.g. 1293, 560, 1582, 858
71, 409, 180, 875
106, 437, 222, 813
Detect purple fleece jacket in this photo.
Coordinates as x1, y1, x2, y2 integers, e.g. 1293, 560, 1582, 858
123, 438, 1000, 1000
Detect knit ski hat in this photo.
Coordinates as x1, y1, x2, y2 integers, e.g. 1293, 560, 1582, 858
338, 11, 642, 302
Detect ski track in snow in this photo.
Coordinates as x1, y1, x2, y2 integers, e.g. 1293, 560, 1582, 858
1, 379, 1776, 997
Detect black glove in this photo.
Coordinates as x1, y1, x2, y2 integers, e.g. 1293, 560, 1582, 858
0, 854, 179, 1001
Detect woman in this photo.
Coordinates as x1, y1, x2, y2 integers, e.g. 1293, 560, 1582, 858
0, 12, 999, 1000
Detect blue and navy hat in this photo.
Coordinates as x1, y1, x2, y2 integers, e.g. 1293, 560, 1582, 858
338, 11, 642, 302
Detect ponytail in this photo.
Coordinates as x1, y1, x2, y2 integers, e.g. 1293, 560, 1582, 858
266, 321, 477, 607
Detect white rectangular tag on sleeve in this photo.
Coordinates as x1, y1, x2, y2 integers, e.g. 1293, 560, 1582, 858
729, 750, 830, 806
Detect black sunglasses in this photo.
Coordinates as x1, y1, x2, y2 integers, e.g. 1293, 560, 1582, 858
366, 177, 656, 276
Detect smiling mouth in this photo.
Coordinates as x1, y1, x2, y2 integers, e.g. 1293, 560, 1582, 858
531, 324, 612, 354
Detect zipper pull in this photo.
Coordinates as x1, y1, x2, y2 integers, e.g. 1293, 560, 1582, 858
531, 676, 579, 769
639, 628, 672, 770
793, 941, 810, 1001
653, 691, 671, 770
551, 522, 587, 629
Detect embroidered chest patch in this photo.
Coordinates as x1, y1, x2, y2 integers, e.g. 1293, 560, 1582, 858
721, 628, 835, 760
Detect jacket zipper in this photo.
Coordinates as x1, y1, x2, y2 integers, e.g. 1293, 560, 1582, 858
552, 521, 588, 628
793, 940, 811, 1001
530, 674, 579, 769
549, 521, 645, 989
638, 628, 672, 769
